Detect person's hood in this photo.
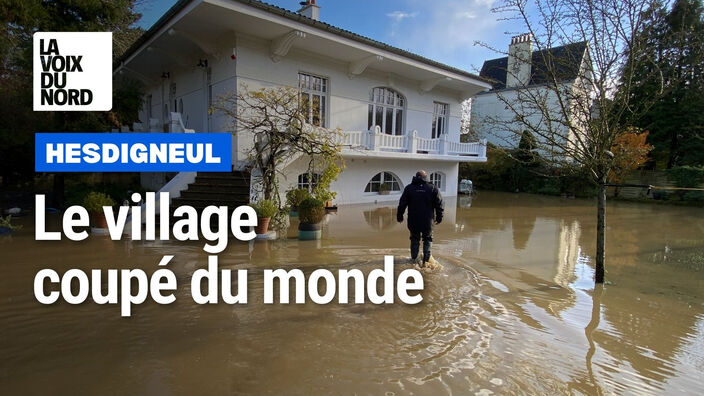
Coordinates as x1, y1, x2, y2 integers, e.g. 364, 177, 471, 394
412, 174, 428, 185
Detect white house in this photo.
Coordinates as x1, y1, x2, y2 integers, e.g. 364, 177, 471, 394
115, 0, 491, 205
470, 34, 590, 153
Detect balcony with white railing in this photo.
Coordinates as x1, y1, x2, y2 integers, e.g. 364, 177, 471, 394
115, 112, 195, 133
334, 126, 487, 161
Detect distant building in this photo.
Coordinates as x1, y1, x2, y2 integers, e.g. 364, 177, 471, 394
470, 34, 591, 152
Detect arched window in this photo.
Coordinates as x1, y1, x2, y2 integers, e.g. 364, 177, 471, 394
429, 172, 444, 191
298, 173, 320, 190
365, 171, 402, 193
368, 87, 405, 135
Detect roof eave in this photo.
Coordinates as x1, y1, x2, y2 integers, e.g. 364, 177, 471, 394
115, 0, 492, 88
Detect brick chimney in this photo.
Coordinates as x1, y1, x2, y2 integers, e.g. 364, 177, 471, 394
506, 33, 533, 88
298, 0, 320, 21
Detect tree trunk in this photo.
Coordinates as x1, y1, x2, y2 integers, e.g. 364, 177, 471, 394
263, 170, 273, 200
595, 181, 607, 283
584, 283, 604, 391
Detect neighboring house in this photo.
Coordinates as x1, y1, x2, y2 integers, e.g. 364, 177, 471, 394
114, 0, 490, 205
470, 34, 591, 153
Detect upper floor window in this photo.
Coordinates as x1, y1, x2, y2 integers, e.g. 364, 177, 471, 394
429, 172, 445, 191
298, 173, 320, 190
432, 102, 448, 138
299, 72, 327, 127
364, 171, 402, 193
368, 87, 405, 136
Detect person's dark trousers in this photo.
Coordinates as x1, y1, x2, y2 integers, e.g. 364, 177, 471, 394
410, 229, 433, 263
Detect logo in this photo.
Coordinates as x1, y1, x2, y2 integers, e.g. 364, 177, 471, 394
33, 32, 112, 111
35, 133, 233, 172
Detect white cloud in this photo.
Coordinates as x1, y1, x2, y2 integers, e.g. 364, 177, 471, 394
456, 11, 477, 19
382, 0, 510, 73
386, 11, 419, 22
386, 11, 419, 37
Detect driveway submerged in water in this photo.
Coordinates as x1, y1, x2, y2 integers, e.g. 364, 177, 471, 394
1, 191, 703, 394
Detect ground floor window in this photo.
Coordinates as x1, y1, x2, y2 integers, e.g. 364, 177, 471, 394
430, 172, 444, 191
365, 171, 402, 193
298, 173, 320, 190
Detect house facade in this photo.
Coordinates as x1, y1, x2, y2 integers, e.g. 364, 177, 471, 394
115, 0, 490, 204
470, 34, 590, 153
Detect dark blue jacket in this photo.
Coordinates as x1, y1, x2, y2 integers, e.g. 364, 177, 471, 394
397, 175, 444, 232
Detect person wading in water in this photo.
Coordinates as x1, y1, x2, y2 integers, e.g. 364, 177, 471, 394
397, 170, 444, 266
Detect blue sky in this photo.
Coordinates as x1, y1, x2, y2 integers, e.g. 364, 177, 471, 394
135, 0, 524, 74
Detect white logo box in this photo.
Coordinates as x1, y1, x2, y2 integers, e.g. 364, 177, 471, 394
33, 32, 112, 111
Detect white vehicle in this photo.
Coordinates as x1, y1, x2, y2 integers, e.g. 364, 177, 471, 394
459, 179, 473, 194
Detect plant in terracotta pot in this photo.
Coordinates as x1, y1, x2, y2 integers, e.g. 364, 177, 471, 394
0, 215, 22, 235
378, 183, 390, 195
297, 197, 325, 240
285, 188, 310, 217
83, 192, 115, 229
250, 199, 278, 234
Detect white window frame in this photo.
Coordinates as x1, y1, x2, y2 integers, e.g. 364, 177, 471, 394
429, 172, 445, 191
298, 72, 328, 127
364, 171, 403, 193
368, 87, 405, 135
297, 173, 320, 190
432, 101, 449, 139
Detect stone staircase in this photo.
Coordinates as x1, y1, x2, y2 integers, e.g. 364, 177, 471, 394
170, 170, 251, 211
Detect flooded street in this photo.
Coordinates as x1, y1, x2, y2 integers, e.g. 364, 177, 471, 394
1, 191, 703, 394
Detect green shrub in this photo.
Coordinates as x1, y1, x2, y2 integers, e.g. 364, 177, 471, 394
0, 215, 22, 230
314, 189, 334, 203
683, 191, 704, 202
667, 166, 704, 188
536, 184, 561, 196
285, 188, 310, 209
298, 197, 325, 224
83, 192, 115, 212
250, 199, 278, 218
460, 144, 596, 197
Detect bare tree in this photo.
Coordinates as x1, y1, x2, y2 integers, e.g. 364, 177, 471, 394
475, 0, 670, 283
212, 84, 342, 203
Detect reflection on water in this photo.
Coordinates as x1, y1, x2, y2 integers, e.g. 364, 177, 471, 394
1, 192, 703, 394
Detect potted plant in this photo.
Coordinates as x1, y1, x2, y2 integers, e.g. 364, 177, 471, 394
250, 199, 278, 234
83, 192, 115, 229
314, 188, 336, 210
378, 183, 390, 195
285, 188, 310, 217
297, 197, 325, 240
0, 215, 22, 235
312, 161, 342, 208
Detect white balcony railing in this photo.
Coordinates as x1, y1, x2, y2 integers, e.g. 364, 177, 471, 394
335, 126, 486, 158
122, 119, 486, 158
416, 136, 440, 154
115, 112, 194, 133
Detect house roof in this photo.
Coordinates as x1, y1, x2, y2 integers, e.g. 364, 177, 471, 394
479, 41, 588, 90
117, 0, 490, 85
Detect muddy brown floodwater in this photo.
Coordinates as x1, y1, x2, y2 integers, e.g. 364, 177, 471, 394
1, 191, 703, 394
